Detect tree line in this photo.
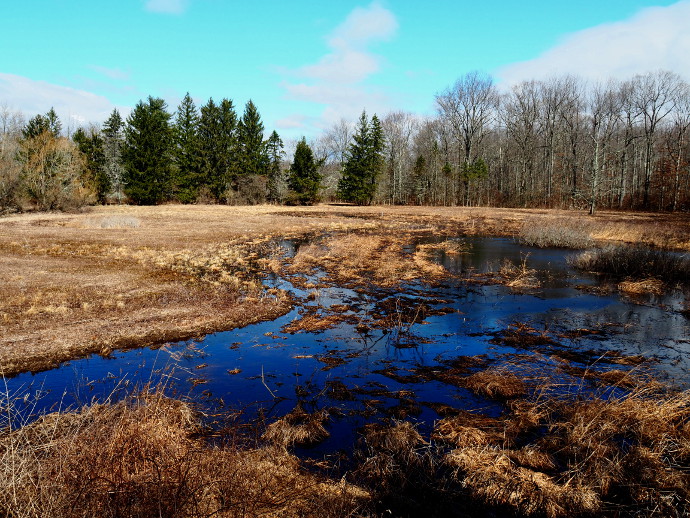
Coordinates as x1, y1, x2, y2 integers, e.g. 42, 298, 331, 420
1, 69, 689, 212
0, 95, 386, 210
354, 70, 688, 213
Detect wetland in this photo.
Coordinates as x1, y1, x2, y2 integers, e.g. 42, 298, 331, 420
1, 204, 689, 517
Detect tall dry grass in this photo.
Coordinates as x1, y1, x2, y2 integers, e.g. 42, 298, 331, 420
519, 217, 595, 249
570, 245, 690, 284
0, 389, 369, 518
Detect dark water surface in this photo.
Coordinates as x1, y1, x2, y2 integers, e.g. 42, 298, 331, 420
6, 237, 689, 456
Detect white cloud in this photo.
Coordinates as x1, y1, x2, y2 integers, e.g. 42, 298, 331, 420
144, 0, 188, 15
275, 114, 307, 130
89, 65, 131, 81
0, 73, 119, 127
498, 1, 690, 86
328, 2, 397, 50
279, 2, 398, 130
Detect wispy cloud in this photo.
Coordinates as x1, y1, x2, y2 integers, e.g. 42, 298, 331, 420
144, 0, 188, 15
89, 65, 131, 81
279, 2, 398, 130
498, 1, 690, 85
0, 73, 119, 127
276, 114, 307, 130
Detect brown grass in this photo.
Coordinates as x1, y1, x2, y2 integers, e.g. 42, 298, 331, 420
432, 376, 690, 517
289, 232, 448, 289
0, 390, 368, 517
463, 367, 528, 399
519, 216, 596, 249
262, 404, 330, 447
446, 447, 600, 518
618, 278, 666, 295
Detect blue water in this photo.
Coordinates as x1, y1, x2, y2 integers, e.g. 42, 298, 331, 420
5, 237, 689, 456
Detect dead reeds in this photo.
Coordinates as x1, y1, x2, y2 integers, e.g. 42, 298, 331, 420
519, 217, 595, 249
432, 377, 690, 517
262, 404, 330, 447
570, 245, 690, 285
0, 390, 367, 518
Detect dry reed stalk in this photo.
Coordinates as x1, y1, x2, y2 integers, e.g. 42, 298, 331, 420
463, 367, 527, 400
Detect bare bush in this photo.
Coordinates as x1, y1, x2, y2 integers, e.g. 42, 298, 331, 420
19, 132, 95, 211
0, 136, 22, 212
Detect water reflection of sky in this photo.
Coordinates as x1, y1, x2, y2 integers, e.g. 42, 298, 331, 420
5, 237, 689, 456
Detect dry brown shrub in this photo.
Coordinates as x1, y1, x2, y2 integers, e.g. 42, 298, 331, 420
500, 256, 540, 289
262, 404, 330, 447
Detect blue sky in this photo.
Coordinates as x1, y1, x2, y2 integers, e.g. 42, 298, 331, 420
1, 0, 688, 139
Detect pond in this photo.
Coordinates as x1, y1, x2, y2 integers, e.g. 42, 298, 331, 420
5, 236, 689, 458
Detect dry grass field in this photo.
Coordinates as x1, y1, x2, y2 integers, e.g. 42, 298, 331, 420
1, 203, 689, 377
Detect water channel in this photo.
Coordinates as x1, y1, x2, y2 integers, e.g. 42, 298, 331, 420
5, 237, 689, 458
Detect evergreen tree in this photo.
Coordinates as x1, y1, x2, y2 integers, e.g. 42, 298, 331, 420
218, 98, 238, 188
73, 127, 108, 203
287, 137, 321, 205
198, 98, 237, 200
122, 97, 174, 205
45, 108, 62, 137
337, 111, 385, 205
23, 108, 61, 139
173, 93, 201, 203
102, 109, 126, 203
236, 100, 268, 178
266, 130, 284, 203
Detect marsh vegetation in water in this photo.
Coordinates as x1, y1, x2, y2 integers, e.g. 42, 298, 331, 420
7, 236, 688, 436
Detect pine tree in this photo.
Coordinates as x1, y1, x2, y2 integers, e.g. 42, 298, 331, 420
198, 98, 237, 200
173, 93, 200, 203
266, 130, 285, 203
45, 108, 62, 137
236, 100, 268, 178
337, 111, 385, 205
23, 108, 61, 139
73, 127, 108, 203
287, 137, 321, 205
122, 97, 174, 205
102, 109, 126, 203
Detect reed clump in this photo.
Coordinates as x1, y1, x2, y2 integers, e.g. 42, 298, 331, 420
519, 217, 595, 249
434, 378, 690, 517
570, 245, 690, 285
262, 404, 330, 447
